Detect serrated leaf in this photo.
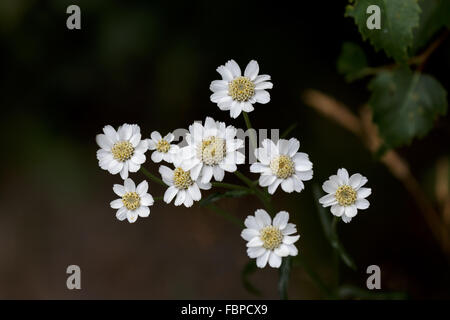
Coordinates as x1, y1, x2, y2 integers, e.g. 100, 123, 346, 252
368, 68, 448, 148
199, 189, 251, 206
346, 0, 421, 62
337, 42, 368, 82
412, 0, 450, 53
241, 261, 262, 296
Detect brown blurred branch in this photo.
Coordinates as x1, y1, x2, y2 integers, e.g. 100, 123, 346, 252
303, 89, 450, 257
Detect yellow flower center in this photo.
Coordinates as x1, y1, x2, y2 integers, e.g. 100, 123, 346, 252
335, 185, 357, 206
197, 136, 227, 166
122, 192, 140, 210
156, 139, 170, 153
270, 155, 295, 179
173, 167, 194, 189
228, 76, 255, 102
111, 141, 134, 162
260, 226, 283, 250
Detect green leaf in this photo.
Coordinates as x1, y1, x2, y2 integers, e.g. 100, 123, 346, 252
337, 42, 368, 82
346, 0, 421, 62
278, 257, 292, 300
368, 67, 448, 148
241, 261, 262, 296
313, 184, 357, 270
199, 189, 251, 206
412, 0, 450, 52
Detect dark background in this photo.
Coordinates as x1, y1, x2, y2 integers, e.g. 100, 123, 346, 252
0, 0, 449, 299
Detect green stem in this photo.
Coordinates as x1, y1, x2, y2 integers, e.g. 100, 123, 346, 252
206, 204, 243, 228
234, 171, 274, 214
140, 167, 166, 187
296, 255, 337, 299
331, 216, 340, 287
211, 182, 251, 191
243, 112, 257, 152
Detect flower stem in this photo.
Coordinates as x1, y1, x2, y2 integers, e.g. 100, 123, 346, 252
243, 112, 257, 152
234, 170, 274, 214
206, 204, 243, 228
140, 167, 166, 187
211, 182, 251, 191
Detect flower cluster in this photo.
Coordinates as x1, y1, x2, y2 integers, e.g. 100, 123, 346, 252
95, 59, 372, 268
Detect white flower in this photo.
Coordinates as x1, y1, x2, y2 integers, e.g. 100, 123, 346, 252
319, 168, 371, 223
250, 138, 313, 194
178, 117, 245, 184
147, 131, 179, 164
96, 124, 148, 180
241, 209, 300, 268
110, 178, 154, 223
210, 59, 273, 119
159, 157, 212, 207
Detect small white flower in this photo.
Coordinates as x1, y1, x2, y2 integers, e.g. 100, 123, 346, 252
147, 131, 179, 164
210, 59, 273, 119
159, 157, 211, 208
110, 178, 154, 223
241, 209, 300, 268
96, 124, 148, 180
250, 138, 313, 194
178, 116, 245, 184
319, 168, 371, 223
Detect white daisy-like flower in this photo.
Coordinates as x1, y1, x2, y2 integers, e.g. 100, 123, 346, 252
319, 168, 371, 223
241, 209, 300, 268
250, 138, 313, 195
159, 156, 212, 208
147, 131, 179, 164
210, 59, 273, 119
110, 178, 154, 223
96, 124, 148, 180
178, 116, 245, 184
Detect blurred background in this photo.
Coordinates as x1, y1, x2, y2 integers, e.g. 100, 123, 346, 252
0, 0, 449, 299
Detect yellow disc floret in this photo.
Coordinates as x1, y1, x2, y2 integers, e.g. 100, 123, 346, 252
197, 136, 227, 166
156, 139, 170, 153
270, 155, 295, 179
112, 141, 134, 162
122, 192, 140, 210
228, 76, 255, 102
173, 167, 194, 189
260, 226, 283, 250
335, 185, 357, 206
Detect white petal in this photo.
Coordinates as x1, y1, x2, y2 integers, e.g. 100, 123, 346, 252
183, 192, 194, 207
241, 229, 260, 241
267, 179, 282, 194
254, 90, 270, 104
355, 198, 370, 210
151, 131, 162, 141
323, 180, 339, 193
118, 124, 133, 141
256, 251, 270, 268
250, 163, 268, 173
151, 151, 164, 163
274, 244, 290, 257
287, 244, 298, 256
282, 223, 297, 235
273, 211, 289, 229
110, 199, 123, 209
216, 65, 233, 81
136, 180, 148, 195
201, 166, 214, 184
357, 187, 372, 199
259, 174, 276, 187
230, 101, 242, 118
345, 205, 358, 217
188, 183, 201, 201
113, 184, 126, 197
140, 193, 154, 206
137, 206, 150, 217
331, 204, 344, 217
247, 237, 264, 247
96, 134, 113, 150
213, 166, 225, 181
283, 235, 300, 245
210, 80, 228, 92
349, 173, 363, 189
174, 190, 186, 206
255, 81, 273, 90
247, 246, 266, 258
244, 216, 260, 230
342, 215, 352, 223
103, 125, 118, 141
254, 74, 271, 84
244, 60, 259, 80
164, 186, 178, 204
116, 207, 127, 221
255, 209, 271, 227
281, 178, 294, 193
287, 138, 300, 157
225, 59, 241, 77
127, 210, 138, 223
268, 252, 282, 268
124, 178, 135, 192
337, 168, 349, 184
